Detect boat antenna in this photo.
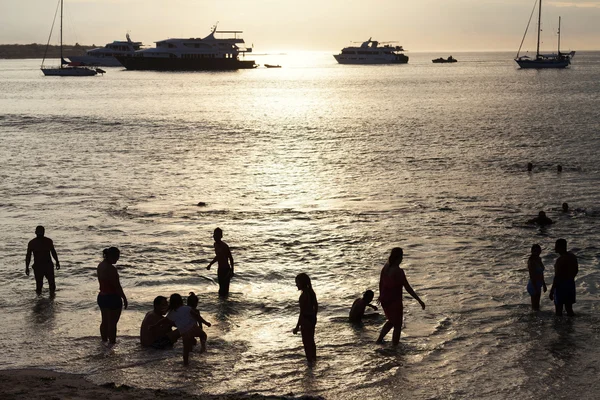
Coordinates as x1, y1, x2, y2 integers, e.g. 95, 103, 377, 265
516, 0, 538, 59
557, 16, 561, 54
42, 0, 61, 68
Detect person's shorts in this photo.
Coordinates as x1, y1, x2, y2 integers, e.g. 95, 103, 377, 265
97, 293, 123, 310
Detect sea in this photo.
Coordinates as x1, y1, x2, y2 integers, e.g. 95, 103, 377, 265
1, 52, 599, 400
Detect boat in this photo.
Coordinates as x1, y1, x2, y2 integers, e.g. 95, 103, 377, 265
515, 0, 575, 69
333, 38, 408, 64
67, 34, 143, 67
264, 64, 281, 68
432, 56, 457, 63
116, 25, 256, 71
41, 0, 100, 76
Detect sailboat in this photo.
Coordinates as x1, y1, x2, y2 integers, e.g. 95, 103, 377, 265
515, 0, 575, 69
41, 0, 100, 76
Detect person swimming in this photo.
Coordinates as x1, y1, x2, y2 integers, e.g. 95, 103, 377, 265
528, 211, 553, 226
349, 290, 378, 323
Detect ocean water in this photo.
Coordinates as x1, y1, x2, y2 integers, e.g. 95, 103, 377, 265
1, 52, 600, 399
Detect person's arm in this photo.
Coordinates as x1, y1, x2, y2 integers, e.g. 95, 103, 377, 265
190, 309, 211, 327
25, 242, 32, 276
206, 256, 217, 270
367, 303, 378, 311
112, 267, 128, 309
150, 317, 174, 330
403, 271, 425, 310
541, 260, 547, 292
50, 241, 60, 270
293, 294, 303, 334
574, 256, 579, 277
227, 245, 234, 275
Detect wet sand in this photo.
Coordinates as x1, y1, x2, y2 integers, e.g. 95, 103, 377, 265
0, 369, 323, 400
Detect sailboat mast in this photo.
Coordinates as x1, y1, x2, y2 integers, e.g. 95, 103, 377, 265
536, 0, 542, 57
558, 16, 561, 54
60, 0, 63, 65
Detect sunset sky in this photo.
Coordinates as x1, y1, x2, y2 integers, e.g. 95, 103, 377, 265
1, 0, 599, 52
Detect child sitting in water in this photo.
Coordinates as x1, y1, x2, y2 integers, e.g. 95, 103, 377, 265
527, 244, 547, 311
162, 293, 211, 365
349, 290, 378, 323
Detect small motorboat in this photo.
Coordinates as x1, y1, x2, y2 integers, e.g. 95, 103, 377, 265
432, 56, 457, 63
264, 64, 282, 68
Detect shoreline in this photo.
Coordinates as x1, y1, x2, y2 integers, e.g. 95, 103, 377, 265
0, 369, 324, 400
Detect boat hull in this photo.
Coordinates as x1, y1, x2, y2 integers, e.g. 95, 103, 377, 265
432, 59, 457, 63
515, 58, 570, 69
116, 56, 256, 71
68, 55, 124, 67
333, 55, 408, 64
41, 67, 98, 76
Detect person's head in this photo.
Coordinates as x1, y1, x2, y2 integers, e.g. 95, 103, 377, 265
531, 244, 542, 257
35, 225, 45, 237
538, 211, 547, 218
363, 290, 374, 303
527, 162, 533, 172
187, 292, 199, 309
168, 293, 183, 310
562, 202, 569, 212
389, 247, 403, 266
557, 165, 563, 173
555, 238, 567, 254
103, 247, 120, 264
213, 227, 223, 242
153, 296, 168, 315
295, 273, 312, 291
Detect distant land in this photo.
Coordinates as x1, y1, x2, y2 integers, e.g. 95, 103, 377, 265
0, 43, 94, 59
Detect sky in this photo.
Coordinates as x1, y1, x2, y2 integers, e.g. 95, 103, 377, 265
0, 0, 599, 52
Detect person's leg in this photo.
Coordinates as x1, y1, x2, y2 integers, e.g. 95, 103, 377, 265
555, 303, 563, 316
167, 329, 181, 344
391, 323, 403, 346
99, 307, 109, 342
182, 336, 194, 365
565, 303, 575, 316
376, 321, 393, 343
33, 266, 44, 295
218, 269, 231, 297
301, 323, 316, 362
45, 266, 56, 294
199, 330, 207, 353
531, 293, 541, 311
107, 307, 122, 344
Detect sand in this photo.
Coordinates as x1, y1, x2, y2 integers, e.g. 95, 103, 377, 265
0, 369, 324, 400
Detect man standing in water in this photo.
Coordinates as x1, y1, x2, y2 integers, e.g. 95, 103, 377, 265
206, 228, 234, 296
549, 239, 578, 316
25, 226, 60, 295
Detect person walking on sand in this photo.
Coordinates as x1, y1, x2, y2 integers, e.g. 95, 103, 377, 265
97, 247, 128, 344
549, 239, 578, 316
527, 244, 547, 311
293, 273, 318, 364
26, 226, 60, 295
206, 228, 234, 296
376, 248, 425, 346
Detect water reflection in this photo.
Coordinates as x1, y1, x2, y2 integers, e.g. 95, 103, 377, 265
30, 296, 56, 325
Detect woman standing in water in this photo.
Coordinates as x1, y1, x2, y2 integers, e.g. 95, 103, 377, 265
293, 273, 318, 364
97, 247, 127, 344
527, 244, 547, 311
376, 248, 425, 346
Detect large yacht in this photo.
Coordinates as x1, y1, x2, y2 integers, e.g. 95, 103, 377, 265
67, 34, 143, 67
116, 26, 255, 71
334, 38, 408, 64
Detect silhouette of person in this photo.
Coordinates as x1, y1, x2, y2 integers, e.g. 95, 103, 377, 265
549, 239, 578, 316
557, 165, 563, 173
97, 247, 128, 344
527, 162, 533, 172
206, 228, 234, 296
186, 292, 211, 353
140, 296, 180, 349
349, 289, 378, 323
528, 211, 553, 226
376, 248, 425, 346
293, 273, 318, 364
527, 244, 547, 311
562, 203, 569, 213
26, 226, 60, 295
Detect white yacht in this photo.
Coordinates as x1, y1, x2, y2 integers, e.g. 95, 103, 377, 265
67, 34, 143, 67
334, 38, 408, 64
116, 25, 255, 71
